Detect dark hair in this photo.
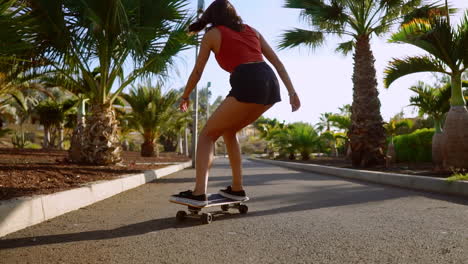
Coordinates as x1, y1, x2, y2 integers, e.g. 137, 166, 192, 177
188, 0, 244, 33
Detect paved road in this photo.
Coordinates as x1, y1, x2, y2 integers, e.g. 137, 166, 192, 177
1, 158, 467, 264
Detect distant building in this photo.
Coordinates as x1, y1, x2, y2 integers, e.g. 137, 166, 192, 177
238, 124, 256, 139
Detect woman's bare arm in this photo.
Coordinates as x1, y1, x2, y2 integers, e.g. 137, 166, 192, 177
258, 32, 301, 111
258, 34, 295, 94
181, 32, 213, 99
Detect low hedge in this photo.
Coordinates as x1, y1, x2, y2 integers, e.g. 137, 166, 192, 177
393, 128, 434, 162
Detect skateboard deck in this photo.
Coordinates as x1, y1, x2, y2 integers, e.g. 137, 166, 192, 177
169, 193, 249, 208
169, 193, 249, 224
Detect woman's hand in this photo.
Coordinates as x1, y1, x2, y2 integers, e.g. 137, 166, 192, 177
179, 98, 190, 112
289, 92, 301, 112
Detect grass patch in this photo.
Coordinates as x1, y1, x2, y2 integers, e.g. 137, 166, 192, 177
446, 172, 468, 182
25, 143, 42, 149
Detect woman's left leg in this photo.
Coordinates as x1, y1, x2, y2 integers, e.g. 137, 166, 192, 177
192, 97, 271, 195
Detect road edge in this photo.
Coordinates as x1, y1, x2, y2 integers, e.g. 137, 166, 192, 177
0, 161, 192, 238
249, 158, 468, 198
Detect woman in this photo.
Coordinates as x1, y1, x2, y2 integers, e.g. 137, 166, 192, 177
170, 0, 300, 206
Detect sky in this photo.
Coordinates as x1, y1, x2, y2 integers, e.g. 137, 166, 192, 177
165, 0, 468, 125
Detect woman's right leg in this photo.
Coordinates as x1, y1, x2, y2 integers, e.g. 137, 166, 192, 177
193, 97, 272, 196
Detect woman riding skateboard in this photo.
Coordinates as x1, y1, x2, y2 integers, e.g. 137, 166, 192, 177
171, 0, 301, 206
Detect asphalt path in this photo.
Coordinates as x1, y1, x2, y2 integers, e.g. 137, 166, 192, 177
1, 158, 467, 264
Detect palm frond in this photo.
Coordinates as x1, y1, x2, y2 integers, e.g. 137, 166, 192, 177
408, 81, 450, 118
335, 40, 355, 55
302, 0, 349, 32
384, 56, 448, 88
284, 0, 322, 9
279, 28, 324, 50
389, 18, 456, 68
455, 11, 468, 70
121, 82, 179, 142
400, 3, 451, 25
328, 114, 351, 130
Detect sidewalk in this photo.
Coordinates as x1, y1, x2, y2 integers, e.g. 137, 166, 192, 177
1, 158, 467, 264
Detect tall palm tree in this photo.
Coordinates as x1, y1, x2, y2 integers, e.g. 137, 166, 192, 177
6, 0, 194, 164
315, 112, 333, 133
280, 0, 445, 167
384, 13, 468, 169
122, 83, 179, 157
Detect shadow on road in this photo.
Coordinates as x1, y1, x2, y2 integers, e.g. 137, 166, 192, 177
2, 160, 466, 250
0, 216, 200, 250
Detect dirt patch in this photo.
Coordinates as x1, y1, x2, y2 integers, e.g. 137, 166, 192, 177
0, 149, 190, 201
274, 156, 453, 178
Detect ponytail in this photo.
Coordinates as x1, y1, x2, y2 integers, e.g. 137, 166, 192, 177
188, 0, 243, 33
188, 17, 209, 33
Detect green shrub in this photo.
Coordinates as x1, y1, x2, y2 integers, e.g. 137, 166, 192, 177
25, 143, 42, 149
289, 123, 320, 160
393, 128, 434, 162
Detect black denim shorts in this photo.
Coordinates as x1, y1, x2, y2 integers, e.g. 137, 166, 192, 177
228, 62, 281, 105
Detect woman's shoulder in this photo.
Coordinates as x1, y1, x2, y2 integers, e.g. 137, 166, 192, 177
243, 24, 261, 38
203, 27, 221, 42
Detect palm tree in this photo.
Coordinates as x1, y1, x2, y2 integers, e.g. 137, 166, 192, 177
315, 112, 333, 133
384, 13, 468, 169
408, 80, 468, 167
328, 113, 351, 157
35, 99, 77, 149
167, 111, 192, 155
9, 89, 38, 148
268, 125, 296, 160
289, 122, 319, 160
7, 0, 194, 164
122, 83, 179, 157
409, 81, 450, 164
280, 0, 445, 167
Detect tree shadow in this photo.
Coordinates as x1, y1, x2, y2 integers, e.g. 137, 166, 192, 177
2, 159, 467, 250
1, 177, 466, 250
0, 216, 198, 250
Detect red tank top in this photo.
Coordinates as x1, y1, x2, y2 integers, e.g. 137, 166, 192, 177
214, 24, 264, 73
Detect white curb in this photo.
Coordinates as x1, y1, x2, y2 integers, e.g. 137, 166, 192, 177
0, 161, 192, 238
250, 158, 468, 198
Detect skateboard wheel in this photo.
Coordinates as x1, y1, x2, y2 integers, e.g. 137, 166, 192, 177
176, 210, 187, 222
221, 204, 230, 211
201, 213, 213, 224
238, 205, 248, 214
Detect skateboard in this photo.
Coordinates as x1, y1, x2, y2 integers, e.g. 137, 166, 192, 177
169, 194, 249, 224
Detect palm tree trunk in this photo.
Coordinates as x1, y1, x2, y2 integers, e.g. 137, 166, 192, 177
184, 127, 189, 157
20, 122, 25, 149
432, 132, 444, 169
141, 141, 155, 157
68, 117, 85, 162
178, 132, 183, 154
43, 124, 50, 149
59, 124, 64, 150
442, 73, 468, 168
81, 104, 122, 164
348, 35, 386, 167
387, 142, 396, 163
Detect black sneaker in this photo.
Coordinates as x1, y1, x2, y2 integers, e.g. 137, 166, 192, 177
219, 186, 247, 201
170, 190, 208, 206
